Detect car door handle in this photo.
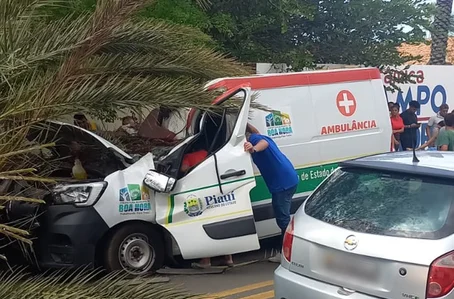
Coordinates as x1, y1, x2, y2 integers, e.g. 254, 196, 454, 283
220, 170, 246, 180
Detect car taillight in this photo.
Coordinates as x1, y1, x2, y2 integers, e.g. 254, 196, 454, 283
427, 251, 454, 298
282, 218, 294, 262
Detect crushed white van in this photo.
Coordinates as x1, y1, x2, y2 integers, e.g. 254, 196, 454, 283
27, 67, 392, 274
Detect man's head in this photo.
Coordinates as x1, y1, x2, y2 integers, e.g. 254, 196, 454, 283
74, 113, 89, 129
245, 123, 255, 140
440, 104, 450, 117
74, 113, 87, 121
444, 113, 454, 127
408, 101, 421, 114
122, 116, 135, 126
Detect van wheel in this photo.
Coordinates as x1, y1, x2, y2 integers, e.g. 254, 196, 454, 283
104, 223, 164, 275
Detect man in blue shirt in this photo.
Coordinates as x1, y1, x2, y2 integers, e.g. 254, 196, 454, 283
244, 124, 299, 263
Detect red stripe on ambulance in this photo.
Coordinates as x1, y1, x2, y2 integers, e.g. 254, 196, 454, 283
206, 68, 381, 91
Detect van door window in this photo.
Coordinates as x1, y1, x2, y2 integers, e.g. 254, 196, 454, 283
178, 109, 232, 178
156, 90, 245, 179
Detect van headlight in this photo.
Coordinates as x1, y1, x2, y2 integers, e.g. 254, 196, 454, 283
53, 182, 107, 207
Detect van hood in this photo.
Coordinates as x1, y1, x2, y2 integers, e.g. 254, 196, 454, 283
28, 120, 133, 162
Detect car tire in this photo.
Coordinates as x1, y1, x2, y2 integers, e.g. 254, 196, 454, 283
104, 223, 165, 275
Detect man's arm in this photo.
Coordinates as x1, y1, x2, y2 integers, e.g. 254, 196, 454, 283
400, 113, 409, 128
245, 134, 269, 153
418, 130, 439, 150
425, 125, 431, 139
253, 140, 269, 152
426, 117, 435, 138
436, 130, 448, 151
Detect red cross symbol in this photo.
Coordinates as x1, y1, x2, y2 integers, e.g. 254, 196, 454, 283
336, 90, 357, 117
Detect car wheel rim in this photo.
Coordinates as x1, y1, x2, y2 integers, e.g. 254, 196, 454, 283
118, 233, 155, 275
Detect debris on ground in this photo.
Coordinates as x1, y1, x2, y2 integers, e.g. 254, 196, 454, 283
156, 267, 227, 275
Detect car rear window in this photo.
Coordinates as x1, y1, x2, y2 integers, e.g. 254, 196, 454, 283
304, 168, 454, 240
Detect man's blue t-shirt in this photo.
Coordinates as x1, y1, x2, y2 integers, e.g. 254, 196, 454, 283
249, 134, 298, 193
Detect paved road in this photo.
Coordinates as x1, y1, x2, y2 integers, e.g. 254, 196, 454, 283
163, 240, 280, 299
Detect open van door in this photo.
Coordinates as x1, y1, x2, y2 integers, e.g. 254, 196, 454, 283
153, 87, 260, 259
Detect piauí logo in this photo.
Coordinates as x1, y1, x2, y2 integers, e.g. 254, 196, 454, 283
184, 196, 203, 217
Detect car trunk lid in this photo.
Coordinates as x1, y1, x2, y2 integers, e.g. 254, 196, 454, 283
286, 166, 454, 299
289, 215, 445, 299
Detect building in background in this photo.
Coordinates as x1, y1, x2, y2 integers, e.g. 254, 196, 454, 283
398, 37, 454, 65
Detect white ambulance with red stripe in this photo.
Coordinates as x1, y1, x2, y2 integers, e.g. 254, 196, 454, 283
34, 67, 392, 275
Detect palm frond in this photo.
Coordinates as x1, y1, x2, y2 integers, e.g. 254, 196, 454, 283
0, 0, 251, 253
0, 196, 45, 204
0, 268, 204, 299
194, 0, 211, 10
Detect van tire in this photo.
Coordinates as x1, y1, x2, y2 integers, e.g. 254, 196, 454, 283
104, 223, 165, 275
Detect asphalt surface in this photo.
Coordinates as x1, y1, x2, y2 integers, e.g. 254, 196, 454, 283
160, 239, 280, 299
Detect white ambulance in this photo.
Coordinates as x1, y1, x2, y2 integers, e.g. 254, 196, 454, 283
32, 67, 392, 274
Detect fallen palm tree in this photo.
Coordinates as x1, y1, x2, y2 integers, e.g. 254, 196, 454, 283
0, 0, 249, 265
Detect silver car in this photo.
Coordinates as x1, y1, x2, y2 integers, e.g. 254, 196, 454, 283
274, 151, 454, 299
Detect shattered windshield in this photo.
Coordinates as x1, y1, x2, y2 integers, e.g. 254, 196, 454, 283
304, 168, 454, 240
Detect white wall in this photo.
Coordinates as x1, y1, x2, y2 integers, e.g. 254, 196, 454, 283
255, 63, 362, 74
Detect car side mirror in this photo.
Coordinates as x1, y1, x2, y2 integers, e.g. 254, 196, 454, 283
143, 170, 176, 193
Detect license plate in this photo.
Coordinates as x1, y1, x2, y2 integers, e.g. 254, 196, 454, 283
324, 253, 377, 280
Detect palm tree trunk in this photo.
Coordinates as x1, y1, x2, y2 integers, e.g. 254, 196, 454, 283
429, 0, 454, 65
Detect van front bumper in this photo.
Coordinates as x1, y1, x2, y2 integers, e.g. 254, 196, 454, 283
35, 204, 109, 268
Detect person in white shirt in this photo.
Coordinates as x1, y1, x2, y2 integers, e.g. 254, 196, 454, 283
418, 120, 445, 151
426, 104, 449, 144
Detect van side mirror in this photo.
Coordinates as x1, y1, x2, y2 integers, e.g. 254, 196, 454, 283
143, 170, 176, 193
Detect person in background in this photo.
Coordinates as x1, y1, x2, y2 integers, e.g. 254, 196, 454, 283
388, 102, 395, 116
436, 113, 454, 151
158, 107, 188, 140
119, 116, 139, 136
244, 123, 298, 263
74, 113, 97, 131
427, 104, 449, 144
185, 148, 234, 269
390, 104, 404, 151
400, 101, 421, 151
418, 120, 445, 151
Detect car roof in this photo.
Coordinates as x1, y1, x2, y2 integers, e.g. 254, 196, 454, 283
339, 151, 454, 179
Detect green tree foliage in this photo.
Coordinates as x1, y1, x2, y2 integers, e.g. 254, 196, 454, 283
146, 0, 432, 70
141, 0, 211, 29
289, 0, 432, 67
145, 0, 315, 69
204, 0, 314, 69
